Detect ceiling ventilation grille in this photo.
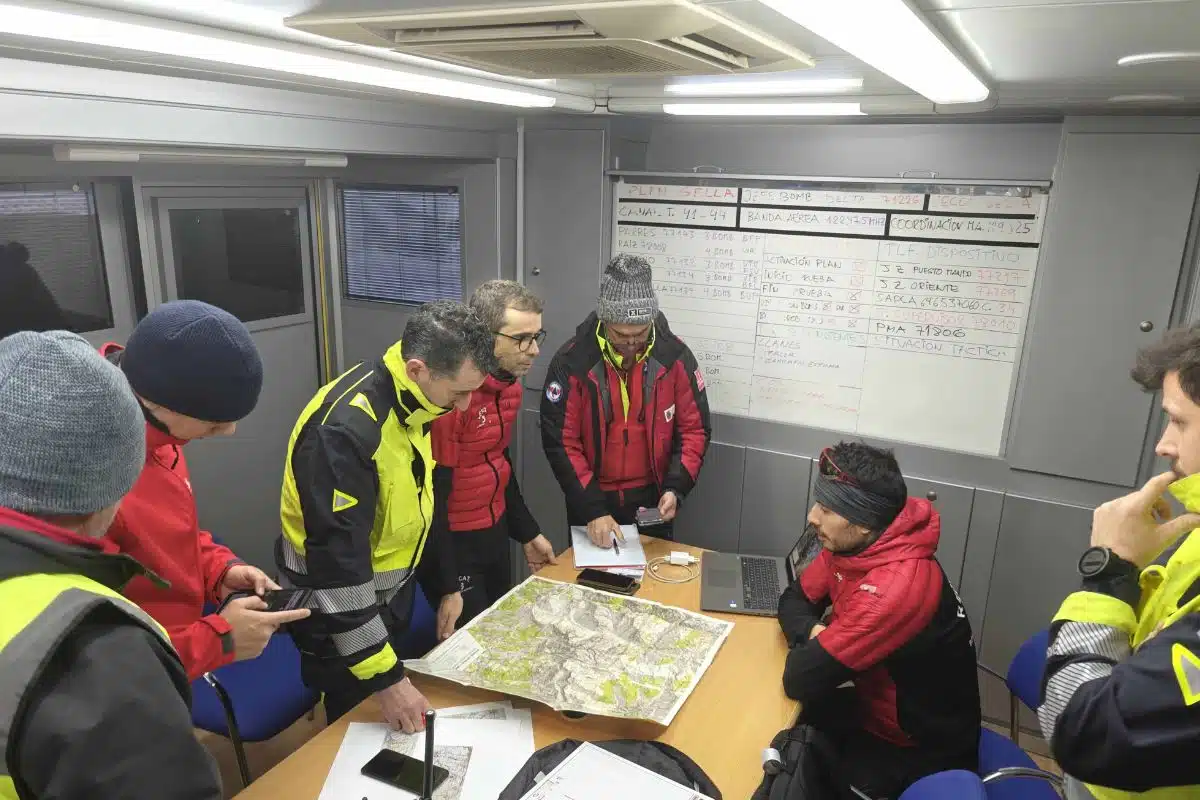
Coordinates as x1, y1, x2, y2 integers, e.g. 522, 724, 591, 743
285, 1, 812, 78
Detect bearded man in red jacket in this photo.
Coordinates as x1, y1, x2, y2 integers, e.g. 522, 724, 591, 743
104, 300, 308, 681
431, 280, 557, 625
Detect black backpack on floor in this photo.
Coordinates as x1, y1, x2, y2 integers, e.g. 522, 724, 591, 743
497, 739, 722, 799
751, 724, 845, 800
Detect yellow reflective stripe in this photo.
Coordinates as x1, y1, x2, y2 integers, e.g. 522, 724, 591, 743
1053, 591, 1137, 634
1, 775, 15, 800
321, 371, 374, 425
349, 642, 398, 681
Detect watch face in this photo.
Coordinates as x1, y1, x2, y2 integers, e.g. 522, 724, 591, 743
1079, 547, 1109, 576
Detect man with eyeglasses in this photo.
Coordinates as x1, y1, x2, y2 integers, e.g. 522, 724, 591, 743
770, 441, 980, 799
541, 254, 711, 547
431, 280, 557, 626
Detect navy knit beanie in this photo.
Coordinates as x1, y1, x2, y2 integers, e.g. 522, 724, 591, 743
121, 300, 263, 423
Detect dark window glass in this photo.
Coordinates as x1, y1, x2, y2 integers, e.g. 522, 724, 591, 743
169, 207, 305, 323
340, 185, 463, 305
0, 183, 112, 338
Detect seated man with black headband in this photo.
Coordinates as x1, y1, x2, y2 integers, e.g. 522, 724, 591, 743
776, 441, 981, 799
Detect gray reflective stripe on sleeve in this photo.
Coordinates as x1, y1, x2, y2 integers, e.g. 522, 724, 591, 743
0, 589, 167, 771
311, 582, 376, 613
279, 538, 308, 575
373, 567, 410, 594
1037, 620, 1130, 742
331, 615, 389, 657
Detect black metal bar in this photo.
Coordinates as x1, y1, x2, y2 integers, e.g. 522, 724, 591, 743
203, 672, 252, 788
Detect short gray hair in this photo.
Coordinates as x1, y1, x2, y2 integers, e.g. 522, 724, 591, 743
469, 280, 544, 333
401, 300, 496, 377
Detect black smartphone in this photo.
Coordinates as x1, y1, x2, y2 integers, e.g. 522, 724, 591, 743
577, 568, 640, 595
635, 506, 666, 527
262, 588, 315, 612
361, 749, 449, 793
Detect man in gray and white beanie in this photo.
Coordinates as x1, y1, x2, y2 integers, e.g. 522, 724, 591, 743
541, 254, 712, 549
0, 330, 223, 798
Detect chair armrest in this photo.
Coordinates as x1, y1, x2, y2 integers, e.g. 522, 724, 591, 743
982, 767, 1065, 796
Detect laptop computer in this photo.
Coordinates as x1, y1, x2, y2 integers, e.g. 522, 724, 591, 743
700, 527, 819, 616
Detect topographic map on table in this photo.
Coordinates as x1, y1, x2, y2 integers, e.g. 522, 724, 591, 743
405, 577, 733, 725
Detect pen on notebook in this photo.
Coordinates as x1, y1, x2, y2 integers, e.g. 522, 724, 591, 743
612, 533, 620, 556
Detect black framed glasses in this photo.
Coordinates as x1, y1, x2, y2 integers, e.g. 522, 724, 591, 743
495, 329, 547, 352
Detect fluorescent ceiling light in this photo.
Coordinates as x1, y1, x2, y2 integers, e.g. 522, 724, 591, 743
53, 144, 349, 167
1117, 51, 1200, 67
755, 0, 988, 104
1108, 94, 1184, 103
665, 77, 863, 96
663, 102, 864, 116
0, 4, 556, 108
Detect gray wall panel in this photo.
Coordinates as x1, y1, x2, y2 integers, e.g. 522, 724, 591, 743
673, 442, 746, 552
960, 488, 1004, 639
739, 449, 813, 557
519, 408, 570, 553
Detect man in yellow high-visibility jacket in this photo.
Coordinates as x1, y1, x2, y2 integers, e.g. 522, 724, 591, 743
0, 330, 221, 799
279, 301, 494, 733
1039, 323, 1200, 799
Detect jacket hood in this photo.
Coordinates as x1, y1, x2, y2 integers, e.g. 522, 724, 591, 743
480, 373, 515, 396
0, 512, 167, 589
829, 497, 941, 572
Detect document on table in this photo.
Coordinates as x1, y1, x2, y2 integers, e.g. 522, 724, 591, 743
570, 525, 646, 568
518, 742, 716, 800
317, 701, 534, 800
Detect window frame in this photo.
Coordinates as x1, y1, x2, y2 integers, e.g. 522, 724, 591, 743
336, 182, 466, 307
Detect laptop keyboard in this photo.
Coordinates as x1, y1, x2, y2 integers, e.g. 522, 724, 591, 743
741, 557, 780, 610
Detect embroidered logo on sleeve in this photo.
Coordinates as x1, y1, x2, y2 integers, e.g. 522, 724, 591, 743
1173, 643, 1200, 705
332, 489, 359, 513
694, 368, 706, 392
546, 381, 564, 403
664, 404, 675, 422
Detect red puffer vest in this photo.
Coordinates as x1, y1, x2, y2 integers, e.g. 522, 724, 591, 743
431, 374, 523, 532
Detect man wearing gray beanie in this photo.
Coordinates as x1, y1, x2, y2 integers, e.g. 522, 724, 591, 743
101, 300, 308, 682
541, 254, 712, 547
0, 330, 222, 799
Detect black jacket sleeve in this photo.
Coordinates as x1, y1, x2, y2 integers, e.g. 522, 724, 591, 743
540, 352, 610, 524
290, 426, 405, 693
778, 583, 830, 647
503, 447, 540, 544
417, 465, 459, 602
14, 618, 222, 800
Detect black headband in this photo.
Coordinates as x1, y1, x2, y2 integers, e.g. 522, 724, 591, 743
813, 475, 905, 533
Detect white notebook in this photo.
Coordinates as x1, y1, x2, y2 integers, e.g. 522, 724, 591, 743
519, 742, 715, 800
570, 525, 647, 569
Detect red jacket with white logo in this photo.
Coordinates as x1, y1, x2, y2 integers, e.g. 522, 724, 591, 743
101, 343, 242, 681
777, 499, 981, 765
431, 375, 539, 540
540, 312, 712, 522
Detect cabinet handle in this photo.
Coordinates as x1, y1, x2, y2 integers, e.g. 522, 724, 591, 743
1140, 320, 1154, 332
926, 491, 938, 502
531, 267, 542, 276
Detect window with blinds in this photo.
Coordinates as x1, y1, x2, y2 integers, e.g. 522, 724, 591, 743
0, 183, 113, 337
340, 185, 463, 305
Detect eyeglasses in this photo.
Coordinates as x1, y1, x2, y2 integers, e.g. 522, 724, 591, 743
818, 447, 860, 487
604, 324, 652, 345
495, 329, 547, 353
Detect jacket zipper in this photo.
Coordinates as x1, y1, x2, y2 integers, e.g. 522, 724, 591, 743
486, 393, 504, 526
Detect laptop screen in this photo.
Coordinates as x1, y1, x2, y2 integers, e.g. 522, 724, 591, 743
785, 524, 820, 582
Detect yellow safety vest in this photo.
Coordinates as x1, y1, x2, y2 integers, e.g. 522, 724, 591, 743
1056, 474, 1200, 800
0, 572, 168, 800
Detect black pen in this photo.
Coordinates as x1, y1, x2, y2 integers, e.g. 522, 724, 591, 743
611, 533, 621, 556
421, 709, 436, 800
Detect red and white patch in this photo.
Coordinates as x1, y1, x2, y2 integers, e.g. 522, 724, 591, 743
545, 381, 564, 403
664, 404, 676, 422
694, 368, 706, 392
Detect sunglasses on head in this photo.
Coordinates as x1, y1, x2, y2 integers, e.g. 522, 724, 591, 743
818, 447, 861, 487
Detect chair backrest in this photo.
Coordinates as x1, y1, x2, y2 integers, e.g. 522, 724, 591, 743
393, 583, 438, 659
898, 770, 987, 800
978, 728, 1060, 800
1006, 629, 1050, 713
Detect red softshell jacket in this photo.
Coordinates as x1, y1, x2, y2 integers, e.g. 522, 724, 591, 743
101, 342, 242, 681
540, 312, 712, 523
431, 374, 537, 540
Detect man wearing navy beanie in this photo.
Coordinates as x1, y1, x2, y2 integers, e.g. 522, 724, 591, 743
102, 300, 309, 682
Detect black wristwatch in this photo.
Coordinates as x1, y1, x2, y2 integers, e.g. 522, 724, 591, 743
1078, 546, 1137, 579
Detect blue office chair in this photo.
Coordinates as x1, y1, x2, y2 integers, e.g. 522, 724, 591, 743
978, 727, 1063, 800
393, 583, 439, 658
898, 770, 988, 800
192, 631, 320, 789
979, 629, 1051, 740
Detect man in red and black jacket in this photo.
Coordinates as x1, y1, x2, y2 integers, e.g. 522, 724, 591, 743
777, 442, 981, 799
432, 280, 557, 625
541, 255, 711, 547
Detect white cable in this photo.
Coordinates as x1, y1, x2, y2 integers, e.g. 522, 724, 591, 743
648, 552, 700, 584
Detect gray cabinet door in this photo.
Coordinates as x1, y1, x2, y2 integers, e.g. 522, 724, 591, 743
740, 449, 813, 556
519, 408, 570, 553
523, 128, 607, 389
673, 442, 745, 552
1008, 132, 1200, 486
905, 476, 975, 589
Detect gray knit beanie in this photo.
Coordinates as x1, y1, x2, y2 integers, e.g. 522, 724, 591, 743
598, 254, 659, 326
0, 331, 144, 516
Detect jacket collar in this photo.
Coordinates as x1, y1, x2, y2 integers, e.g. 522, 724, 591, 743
0, 507, 168, 589
381, 341, 450, 428
1171, 473, 1200, 514
568, 311, 679, 375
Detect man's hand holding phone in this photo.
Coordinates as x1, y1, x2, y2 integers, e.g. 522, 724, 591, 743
218, 595, 311, 661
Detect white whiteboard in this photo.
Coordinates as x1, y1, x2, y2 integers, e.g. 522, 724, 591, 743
611, 180, 1049, 456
